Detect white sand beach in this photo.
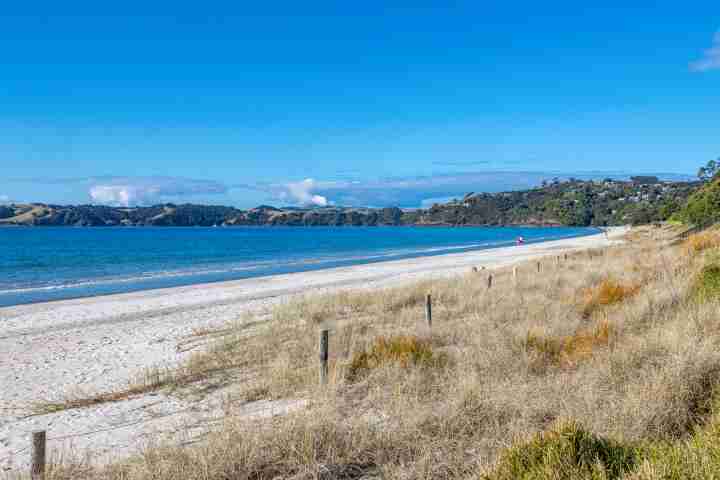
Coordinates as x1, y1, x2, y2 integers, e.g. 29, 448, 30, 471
0, 227, 627, 471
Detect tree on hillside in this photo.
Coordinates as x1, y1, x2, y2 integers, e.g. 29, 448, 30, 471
697, 158, 719, 182
680, 178, 720, 227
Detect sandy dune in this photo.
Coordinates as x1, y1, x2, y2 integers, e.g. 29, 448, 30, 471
0, 227, 626, 471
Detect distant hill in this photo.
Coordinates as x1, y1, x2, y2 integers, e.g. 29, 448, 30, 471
0, 203, 407, 227
0, 178, 700, 227
406, 178, 700, 227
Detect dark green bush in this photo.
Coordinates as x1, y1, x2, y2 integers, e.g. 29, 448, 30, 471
485, 421, 640, 480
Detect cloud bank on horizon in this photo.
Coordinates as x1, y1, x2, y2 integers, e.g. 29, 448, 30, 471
690, 30, 720, 72
21, 176, 230, 207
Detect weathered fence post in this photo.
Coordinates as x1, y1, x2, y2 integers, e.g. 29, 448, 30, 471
31, 430, 46, 480
487, 274, 493, 289
537, 261, 541, 273
564, 253, 568, 261
513, 266, 518, 284
425, 294, 432, 329
319, 329, 329, 386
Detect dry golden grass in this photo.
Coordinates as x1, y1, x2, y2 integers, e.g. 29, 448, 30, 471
347, 335, 443, 381
33, 225, 720, 479
580, 278, 642, 317
683, 229, 720, 255
524, 319, 613, 370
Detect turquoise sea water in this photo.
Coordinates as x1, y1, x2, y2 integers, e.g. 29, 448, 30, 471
0, 226, 598, 307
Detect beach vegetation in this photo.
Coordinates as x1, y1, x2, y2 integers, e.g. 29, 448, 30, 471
32, 225, 720, 479
683, 229, 720, 255
484, 420, 641, 480
346, 335, 442, 380
524, 319, 613, 370
579, 278, 641, 317
678, 178, 720, 228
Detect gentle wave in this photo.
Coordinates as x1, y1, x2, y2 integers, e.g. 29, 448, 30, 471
0, 240, 509, 295
0, 226, 600, 306
0, 235, 564, 296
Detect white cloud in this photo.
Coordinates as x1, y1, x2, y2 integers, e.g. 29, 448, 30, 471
87, 176, 227, 206
272, 178, 329, 207
0, 195, 9, 203
89, 185, 155, 206
690, 30, 720, 72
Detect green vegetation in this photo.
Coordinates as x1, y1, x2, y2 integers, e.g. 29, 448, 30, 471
485, 399, 720, 480
411, 178, 698, 227
636, 404, 720, 480
485, 421, 640, 480
677, 178, 720, 227
693, 264, 720, 303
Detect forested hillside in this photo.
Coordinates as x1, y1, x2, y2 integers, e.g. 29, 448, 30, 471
406, 178, 698, 226
0, 178, 700, 227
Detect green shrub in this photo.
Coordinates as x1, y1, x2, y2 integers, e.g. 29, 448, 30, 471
693, 264, 720, 302
634, 400, 720, 480
679, 179, 720, 228
484, 420, 640, 480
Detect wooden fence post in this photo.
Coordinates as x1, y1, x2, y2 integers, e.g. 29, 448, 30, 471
564, 253, 568, 261
537, 261, 541, 273
31, 430, 46, 480
513, 266, 518, 284
487, 274, 493, 289
319, 330, 329, 386
425, 294, 432, 329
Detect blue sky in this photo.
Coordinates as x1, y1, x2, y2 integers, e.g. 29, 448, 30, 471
1, 2, 718, 208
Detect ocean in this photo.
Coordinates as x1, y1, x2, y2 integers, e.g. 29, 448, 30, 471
0, 226, 598, 307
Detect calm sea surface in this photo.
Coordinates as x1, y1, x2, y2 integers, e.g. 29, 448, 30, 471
0, 226, 598, 307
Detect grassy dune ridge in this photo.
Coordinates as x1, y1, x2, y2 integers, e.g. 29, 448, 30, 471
29, 226, 720, 479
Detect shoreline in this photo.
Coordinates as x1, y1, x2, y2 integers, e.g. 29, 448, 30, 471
0, 226, 600, 308
0, 226, 627, 470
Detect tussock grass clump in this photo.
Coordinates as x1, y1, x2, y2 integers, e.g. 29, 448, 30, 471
382, 289, 427, 313
347, 335, 441, 380
692, 264, 720, 302
581, 278, 641, 317
628, 396, 720, 480
683, 230, 720, 256
485, 420, 640, 480
524, 320, 613, 370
